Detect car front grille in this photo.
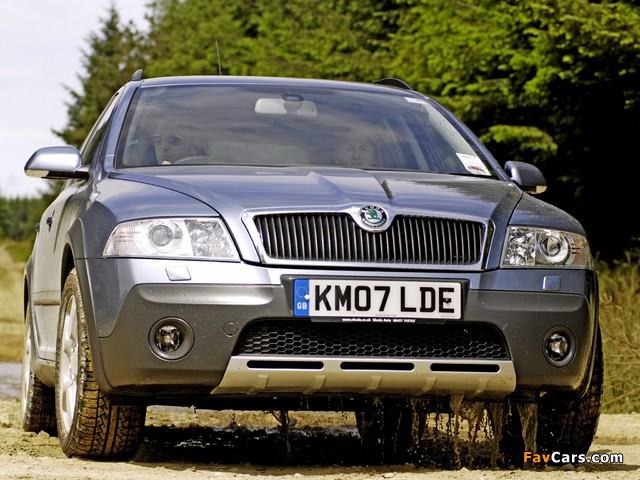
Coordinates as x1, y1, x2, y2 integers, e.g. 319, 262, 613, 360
233, 320, 509, 360
253, 213, 485, 265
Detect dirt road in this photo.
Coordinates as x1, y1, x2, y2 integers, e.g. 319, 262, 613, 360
0, 389, 638, 480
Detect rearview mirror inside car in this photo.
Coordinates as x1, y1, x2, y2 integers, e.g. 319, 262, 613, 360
255, 96, 318, 117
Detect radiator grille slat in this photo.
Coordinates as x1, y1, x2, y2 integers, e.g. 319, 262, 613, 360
254, 213, 485, 265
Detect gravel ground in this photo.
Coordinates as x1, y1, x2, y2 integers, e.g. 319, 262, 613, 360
0, 372, 638, 480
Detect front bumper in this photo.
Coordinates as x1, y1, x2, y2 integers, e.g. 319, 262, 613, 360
77, 258, 597, 404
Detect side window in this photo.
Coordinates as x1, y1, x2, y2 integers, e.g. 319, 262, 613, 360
80, 91, 121, 166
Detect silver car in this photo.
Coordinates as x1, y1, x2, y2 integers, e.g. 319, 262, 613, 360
21, 73, 601, 465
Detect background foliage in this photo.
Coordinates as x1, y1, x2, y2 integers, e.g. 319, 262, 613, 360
6, 0, 639, 261
598, 255, 640, 413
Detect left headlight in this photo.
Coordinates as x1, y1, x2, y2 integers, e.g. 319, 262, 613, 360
103, 218, 239, 260
501, 226, 592, 269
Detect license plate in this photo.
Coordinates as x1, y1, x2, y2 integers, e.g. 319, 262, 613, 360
293, 279, 461, 319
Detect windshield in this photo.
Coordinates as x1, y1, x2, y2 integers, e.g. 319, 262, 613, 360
116, 84, 496, 176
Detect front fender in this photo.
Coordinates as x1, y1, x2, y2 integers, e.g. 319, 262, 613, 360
66, 218, 115, 394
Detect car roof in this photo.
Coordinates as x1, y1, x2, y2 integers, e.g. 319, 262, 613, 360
132, 75, 419, 96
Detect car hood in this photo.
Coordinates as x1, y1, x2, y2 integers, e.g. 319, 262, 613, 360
108, 166, 584, 268
110, 166, 521, 221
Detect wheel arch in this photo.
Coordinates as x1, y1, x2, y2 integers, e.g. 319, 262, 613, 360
62, 219, 115, 396
60, 218, 84, 290
23, 256, 32, 322
576, 271, 602, 399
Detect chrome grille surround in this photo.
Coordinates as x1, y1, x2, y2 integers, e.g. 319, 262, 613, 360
247, 210, 488, 268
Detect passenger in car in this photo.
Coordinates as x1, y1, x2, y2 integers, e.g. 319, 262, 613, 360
336, 136, 377, 168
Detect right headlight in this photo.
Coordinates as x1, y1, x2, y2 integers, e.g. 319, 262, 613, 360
501, 227, 592, 269
103, 218, 239, 260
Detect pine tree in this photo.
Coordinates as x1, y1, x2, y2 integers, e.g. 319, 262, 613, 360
54, 3, 145, 147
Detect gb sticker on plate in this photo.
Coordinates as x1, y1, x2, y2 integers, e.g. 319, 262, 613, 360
293, 279, 311, 316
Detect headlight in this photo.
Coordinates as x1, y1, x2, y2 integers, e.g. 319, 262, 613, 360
501, 227, 592, 268
103, 218, 239, 260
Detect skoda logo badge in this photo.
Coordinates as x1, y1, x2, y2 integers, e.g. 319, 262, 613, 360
360, 205, 387, 228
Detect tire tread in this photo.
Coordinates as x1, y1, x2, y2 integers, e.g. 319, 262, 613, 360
56, 269, 146, 460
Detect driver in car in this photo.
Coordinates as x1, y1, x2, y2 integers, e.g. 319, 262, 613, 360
153, 124, 206, 164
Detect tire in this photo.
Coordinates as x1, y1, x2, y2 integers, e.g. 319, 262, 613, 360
21, 303, 57, 435
497, 329, 604, 467
355, 399, 424, 464
55, 268, 146, 460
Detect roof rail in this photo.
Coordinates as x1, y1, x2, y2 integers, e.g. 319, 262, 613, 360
374, 78, 413, 90
130, 69, 144, 81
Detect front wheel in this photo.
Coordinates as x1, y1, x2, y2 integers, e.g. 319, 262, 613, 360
497, 330, 604, 467
536, 330, 604, 455
55, 268, 146, 459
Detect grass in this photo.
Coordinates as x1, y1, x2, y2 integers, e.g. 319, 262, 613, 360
597, 254, 640, 413
0, 240, 26, 363
1, 240, 638, 412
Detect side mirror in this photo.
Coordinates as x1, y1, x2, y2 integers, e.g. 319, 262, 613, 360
24, 146, 89, 180
504, 160, 547, 194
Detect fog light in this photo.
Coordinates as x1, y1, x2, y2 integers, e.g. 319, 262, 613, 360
155, 325, 181, 352
543, 328, 574, 366
149, 318, 194, 360
546, 333, 568, 360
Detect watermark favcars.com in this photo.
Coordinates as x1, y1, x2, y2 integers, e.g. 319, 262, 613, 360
524, 451, 624, 465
